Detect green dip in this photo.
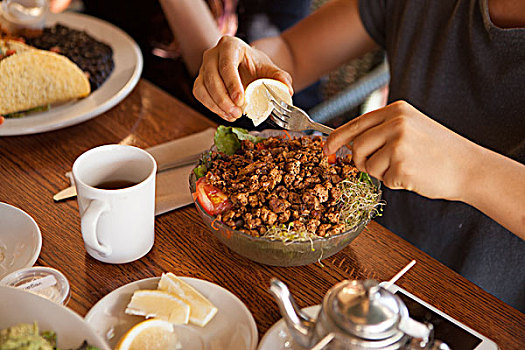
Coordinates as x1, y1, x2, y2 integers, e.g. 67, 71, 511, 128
0, 323, 54, 350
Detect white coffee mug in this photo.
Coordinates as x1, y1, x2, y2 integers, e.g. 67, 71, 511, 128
72, 145, 157, 264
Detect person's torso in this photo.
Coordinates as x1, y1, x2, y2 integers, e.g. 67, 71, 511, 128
359, 0, 525, 311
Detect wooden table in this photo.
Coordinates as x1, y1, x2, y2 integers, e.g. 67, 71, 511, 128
0, 80, 523, 349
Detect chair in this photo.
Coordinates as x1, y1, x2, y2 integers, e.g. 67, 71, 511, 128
309, 59, 390, 124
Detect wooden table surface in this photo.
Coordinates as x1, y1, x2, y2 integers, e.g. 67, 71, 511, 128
0, 80, 523, 349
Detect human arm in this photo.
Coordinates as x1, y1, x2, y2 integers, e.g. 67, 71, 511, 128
49, 0, 71, 13
158, 0, 222, 76
323, 100, 525, 239
192, 0, 378, 121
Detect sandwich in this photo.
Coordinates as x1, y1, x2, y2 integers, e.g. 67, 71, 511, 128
0, 42, 91, 117
0, 38, 34, 56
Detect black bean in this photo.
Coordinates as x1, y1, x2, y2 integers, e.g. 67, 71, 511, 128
25, 23, 114, 90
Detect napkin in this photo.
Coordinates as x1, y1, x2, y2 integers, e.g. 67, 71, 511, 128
147, 128, 215, 215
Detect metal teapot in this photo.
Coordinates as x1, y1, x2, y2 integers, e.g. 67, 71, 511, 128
269, 278, 450, 350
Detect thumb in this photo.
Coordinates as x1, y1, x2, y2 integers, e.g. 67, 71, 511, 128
261, 66, 294, 96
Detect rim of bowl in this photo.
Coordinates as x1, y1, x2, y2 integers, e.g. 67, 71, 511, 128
0, 202, 42, 273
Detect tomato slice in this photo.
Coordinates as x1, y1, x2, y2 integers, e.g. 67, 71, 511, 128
195, 177, 231, 216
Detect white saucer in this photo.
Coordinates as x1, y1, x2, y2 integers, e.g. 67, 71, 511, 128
0, 202, 41, 279
258, 305, 321, 350
85, 276, 258, 350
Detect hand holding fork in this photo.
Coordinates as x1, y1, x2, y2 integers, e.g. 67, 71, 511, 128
264, 83, 334, 135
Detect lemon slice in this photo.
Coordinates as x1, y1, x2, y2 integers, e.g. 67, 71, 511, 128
158, 273, 218, 327
243, 78, 292, 126
115, 318, 178, 350
125, 289, 190, 324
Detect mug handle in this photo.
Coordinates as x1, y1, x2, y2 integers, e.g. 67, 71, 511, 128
81, 199, 112, 256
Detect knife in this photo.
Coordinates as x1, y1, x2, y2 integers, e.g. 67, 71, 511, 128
53, 153, 203, 202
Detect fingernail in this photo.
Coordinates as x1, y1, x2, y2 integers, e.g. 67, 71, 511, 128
323, 144, 330, 155
229, 106, 242, 118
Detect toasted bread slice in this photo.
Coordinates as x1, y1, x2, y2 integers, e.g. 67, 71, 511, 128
0, 49, 91, 115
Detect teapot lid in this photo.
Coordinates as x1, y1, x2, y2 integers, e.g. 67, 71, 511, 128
326, 279, 407, 340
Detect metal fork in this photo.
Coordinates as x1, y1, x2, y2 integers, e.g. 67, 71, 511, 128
264, 83, 334, 135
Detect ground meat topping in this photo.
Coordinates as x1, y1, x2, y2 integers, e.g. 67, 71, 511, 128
206, 135, 361, 238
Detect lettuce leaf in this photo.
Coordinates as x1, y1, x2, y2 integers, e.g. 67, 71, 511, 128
3, 104, 51, 118
193, 164, 208, 179
231, 128, 264, 144
214, 126, 264, 155
214, 126, 240, 155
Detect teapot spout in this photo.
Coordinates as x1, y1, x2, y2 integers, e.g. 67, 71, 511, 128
398, 317, 433, 348
269, 278, 316, 348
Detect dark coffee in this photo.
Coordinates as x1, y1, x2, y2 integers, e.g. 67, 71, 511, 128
94, 179, 137, 190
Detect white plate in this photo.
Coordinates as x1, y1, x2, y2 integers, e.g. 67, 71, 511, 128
0, 11, 143, 136
258, 305, 320, 350
0, 285, 110, 349
0, 202, 41, 279
85, 277, 259, 350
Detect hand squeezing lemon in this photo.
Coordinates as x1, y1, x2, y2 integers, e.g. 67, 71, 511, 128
242, 78, 293, 126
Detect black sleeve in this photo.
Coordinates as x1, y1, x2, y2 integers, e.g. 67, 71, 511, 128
358, 0, 388, 48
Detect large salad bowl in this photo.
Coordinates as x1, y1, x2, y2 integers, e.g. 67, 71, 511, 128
189, 129, 381, 267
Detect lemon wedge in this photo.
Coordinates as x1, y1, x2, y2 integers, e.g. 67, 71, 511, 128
158, 273, 218, 327
125, 289, 190, 324
243, 78, 292, 126
115, 318, 178, 350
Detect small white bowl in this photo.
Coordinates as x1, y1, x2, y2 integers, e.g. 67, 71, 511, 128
0, 285, 110, 349
0, 202, 42, 279
1, 266, 71, 305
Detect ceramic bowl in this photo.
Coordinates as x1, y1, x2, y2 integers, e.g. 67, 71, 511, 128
0, 202, 42, 279
0, 285, 110, 349
189, 130, 380, 266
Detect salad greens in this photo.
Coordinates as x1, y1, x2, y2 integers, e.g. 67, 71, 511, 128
336, 176, 383, 232
3, 105, 50, 119
0, 322, 99, 350
195, 126, 265, 179
214, 125, 263, 155
193, 163, 208, 179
